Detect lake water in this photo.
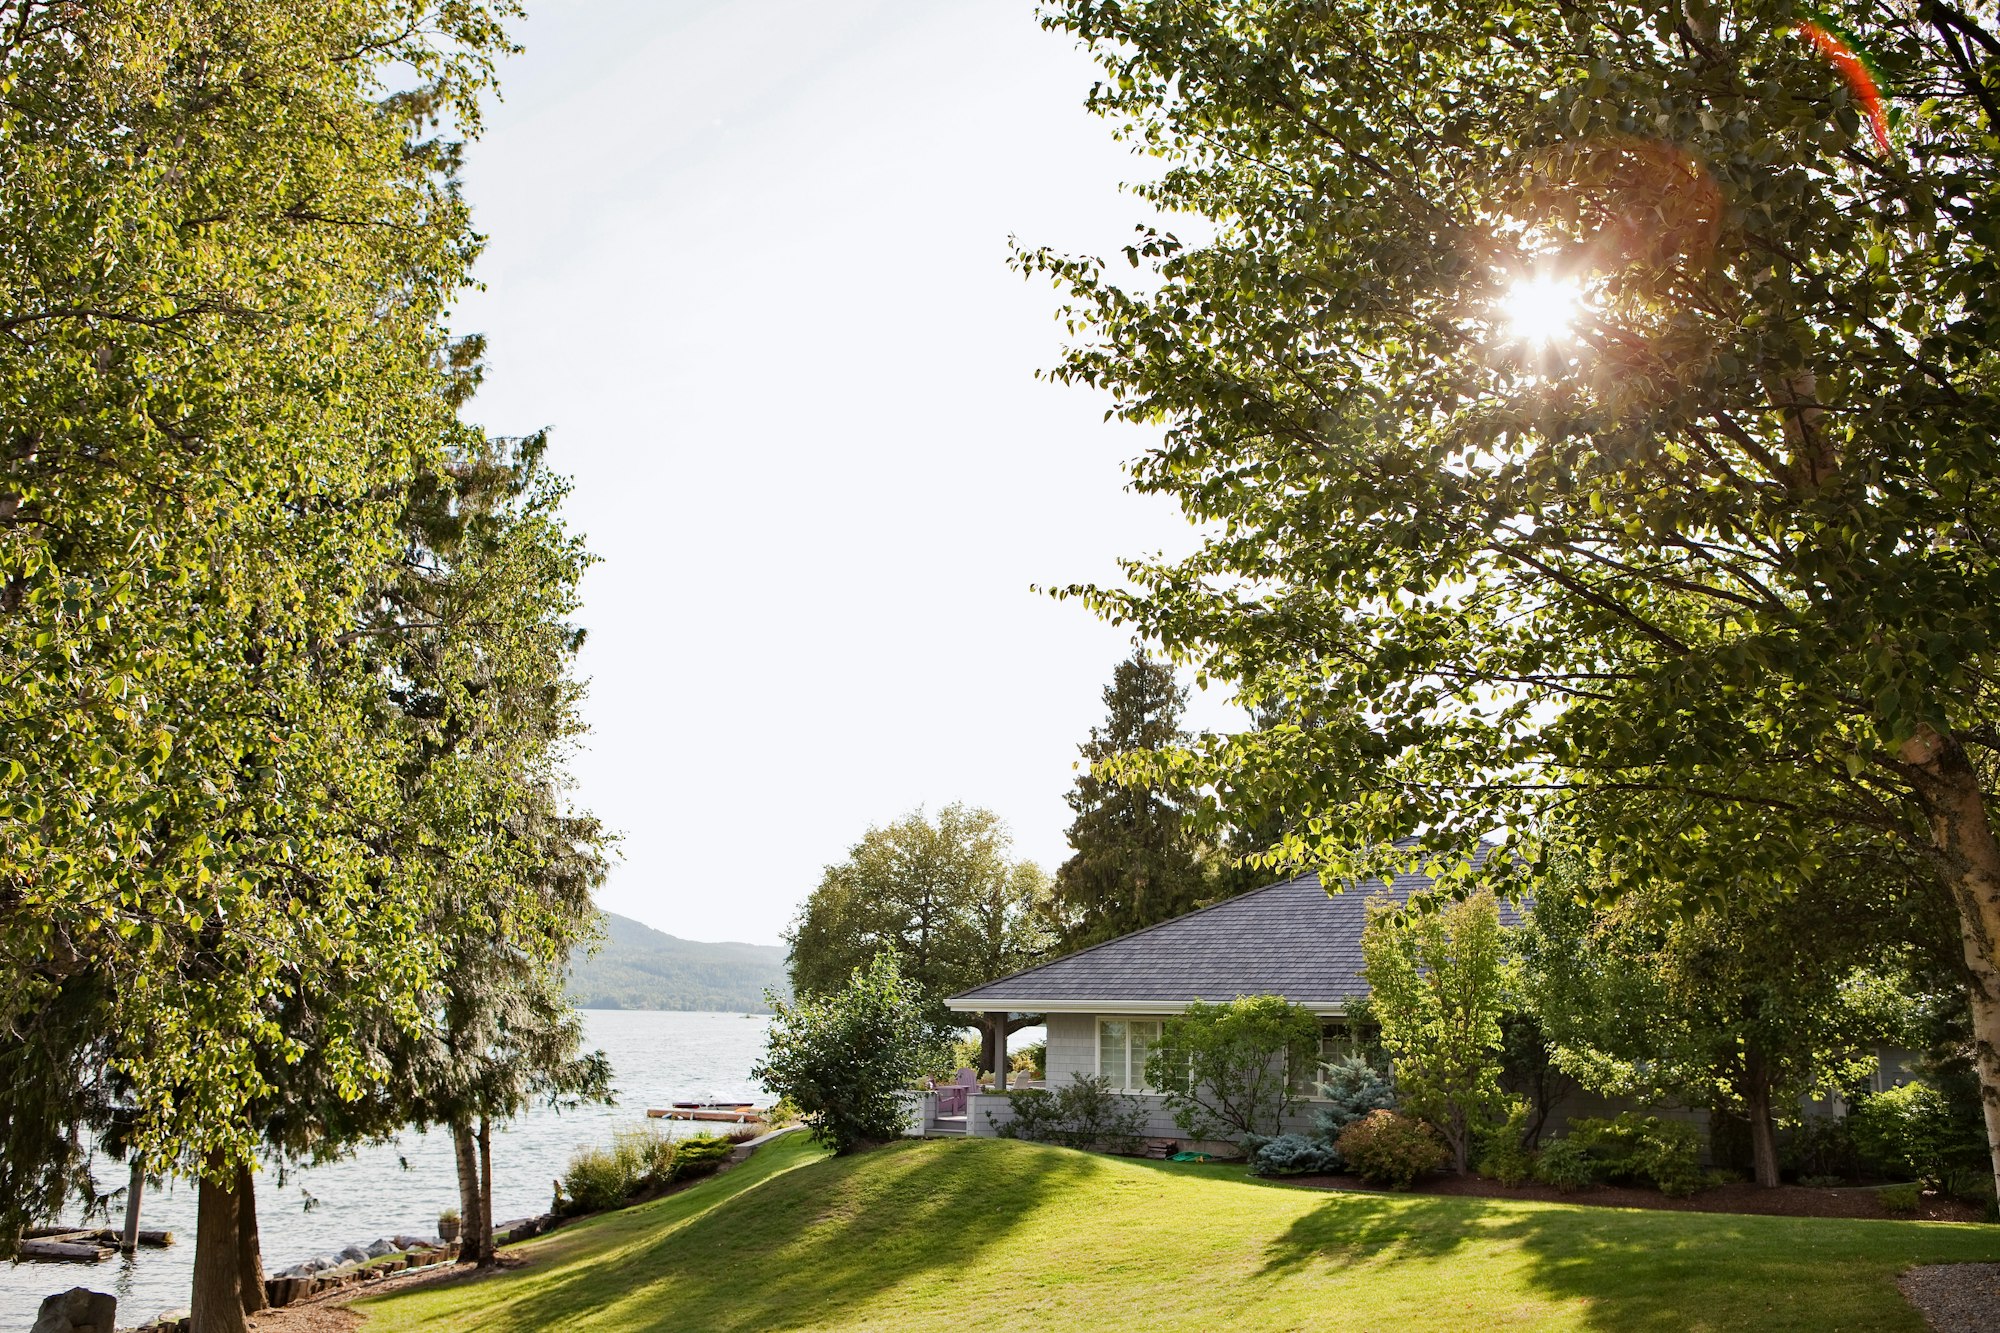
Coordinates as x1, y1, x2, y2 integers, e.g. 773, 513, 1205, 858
0, 1010, 772, 1329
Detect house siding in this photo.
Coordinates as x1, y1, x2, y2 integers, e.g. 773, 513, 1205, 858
1044, 1013, 1097, 1086
977, 1011, 1323, 1151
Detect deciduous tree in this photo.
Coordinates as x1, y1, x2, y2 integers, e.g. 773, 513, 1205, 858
1361, 892, 1511, 1173
1032, 0, 2000, 1198
786, 805, 1054, 1064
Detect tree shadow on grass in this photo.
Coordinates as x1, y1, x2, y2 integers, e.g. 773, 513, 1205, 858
1259, 1187, 1997, 1332
475, 1138, 1094, 1333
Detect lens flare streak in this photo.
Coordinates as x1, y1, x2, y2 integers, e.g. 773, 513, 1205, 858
1796, 19, 1892, 156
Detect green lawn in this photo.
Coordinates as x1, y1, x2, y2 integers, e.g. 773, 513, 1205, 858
357, 1135, 1998, 1332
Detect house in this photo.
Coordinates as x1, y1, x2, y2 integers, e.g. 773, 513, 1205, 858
935, 844, 1916, 1150
937, 844, 1518, 1147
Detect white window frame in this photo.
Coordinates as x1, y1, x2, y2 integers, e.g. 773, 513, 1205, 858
1301, 1020, 1358, 1101
1096, 1017, 1163, 1093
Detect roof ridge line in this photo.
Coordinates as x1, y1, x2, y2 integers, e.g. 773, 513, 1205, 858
944, 867, 1352, 1003
946, 838, 1499, 1007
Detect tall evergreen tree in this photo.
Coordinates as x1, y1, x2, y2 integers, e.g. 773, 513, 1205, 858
1053, 650, 1208, 946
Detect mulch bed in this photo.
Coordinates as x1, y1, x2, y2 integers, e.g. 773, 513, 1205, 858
1273, 1171, 1989, 1222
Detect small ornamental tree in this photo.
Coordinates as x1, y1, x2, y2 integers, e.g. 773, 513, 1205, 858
1312, 1055, 1397, 1145
753, 952, 949, 1155
1361, 891, 1510, 1173
1147, 996, 1320, 1145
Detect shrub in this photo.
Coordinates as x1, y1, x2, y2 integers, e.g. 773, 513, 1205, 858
1312, 1055, 1397, 1144
1336, 1110, 1446, 1189
1850, 1081, 1986, 1186
563, 1125, 683, 1214
1939, 1165, 1998, 1211
752, 951, 952, 1155
563, 1145, 635, 1215
1475, 1105, 1538, 1187
671, 1134, 734, 1181
623, 1126, 680, 1187
1798, 1174, 1844, 1189
1533, 1136, 1595, 1192
1148, 996, 1322, 1146
1782, 1114, 1858, 1182
1250, 1133, 1343, 1177
1877, 1182, 1921, 1214
992, 1074, 1147, 1154
1012, 1041, 1046, 1079
1566, 1114, 1703, 1197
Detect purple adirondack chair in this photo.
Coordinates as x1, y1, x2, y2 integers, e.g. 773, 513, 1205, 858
933, 1067, 979, 1117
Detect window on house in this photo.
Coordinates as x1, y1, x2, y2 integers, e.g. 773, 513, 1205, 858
1299, 1020, 1357, 1099
1097, 1018, 1162, 1092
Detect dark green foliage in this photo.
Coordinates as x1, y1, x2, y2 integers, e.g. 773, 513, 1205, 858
753, 952, 949, 1156
1249, 1134, 1342, 1177
1564, 1115, 1705, 1198
1149, 996, 1322, 1146
1532, 1137, 1597, 1193
1052, 650, 1211, 947
1310, 1055, 1397, 1146
992, 1074, 1146, 1154
568, 915, 788, 1013
1877, 1183, 1922, 1215
1783, 1116, 1860, 1183
1850, 1083, 1989, 1187
668, 1135, 735, 1182
1335, 1111, 1446, 1189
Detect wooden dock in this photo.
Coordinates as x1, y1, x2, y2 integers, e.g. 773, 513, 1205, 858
645, 1103, 766, 1124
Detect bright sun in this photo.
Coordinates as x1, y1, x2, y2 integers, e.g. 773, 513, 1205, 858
1499, 273, 1583, 345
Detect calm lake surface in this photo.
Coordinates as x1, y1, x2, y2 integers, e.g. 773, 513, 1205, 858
0, 1010, 772, 1328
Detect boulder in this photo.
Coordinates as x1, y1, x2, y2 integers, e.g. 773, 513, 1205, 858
364, 1237, 399, 1258
29, 1289, 116, 1333
392, 1234, 429, 1250
336, 1244, 370, 1264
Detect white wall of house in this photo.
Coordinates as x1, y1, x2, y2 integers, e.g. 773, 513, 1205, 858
971, 1010, 1324, 1150
963, 1008, 1906, 1158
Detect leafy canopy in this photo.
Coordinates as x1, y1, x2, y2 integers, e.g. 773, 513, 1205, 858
1029, 0, 2000, 1194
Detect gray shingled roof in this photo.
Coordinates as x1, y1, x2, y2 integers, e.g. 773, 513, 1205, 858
947, 842, 1512, 1014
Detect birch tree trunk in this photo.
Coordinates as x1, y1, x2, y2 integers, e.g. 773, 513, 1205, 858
1901, 728, 2000, 1203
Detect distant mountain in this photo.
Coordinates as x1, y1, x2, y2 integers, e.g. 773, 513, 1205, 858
567, 912, 790, 1013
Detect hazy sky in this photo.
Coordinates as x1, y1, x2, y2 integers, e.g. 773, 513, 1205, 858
454, 0, 1237, 947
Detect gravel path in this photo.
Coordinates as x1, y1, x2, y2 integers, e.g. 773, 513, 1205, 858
1899, 1262, 2000, 1333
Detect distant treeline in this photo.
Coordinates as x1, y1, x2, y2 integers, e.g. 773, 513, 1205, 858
568, 912, 790, 1013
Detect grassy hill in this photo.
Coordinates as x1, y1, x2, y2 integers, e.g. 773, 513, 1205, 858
566, 912, 788, 1013
358, 1135, 1999, 1332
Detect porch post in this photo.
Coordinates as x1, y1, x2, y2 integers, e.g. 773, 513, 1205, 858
989, 1012, 1008, 1091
